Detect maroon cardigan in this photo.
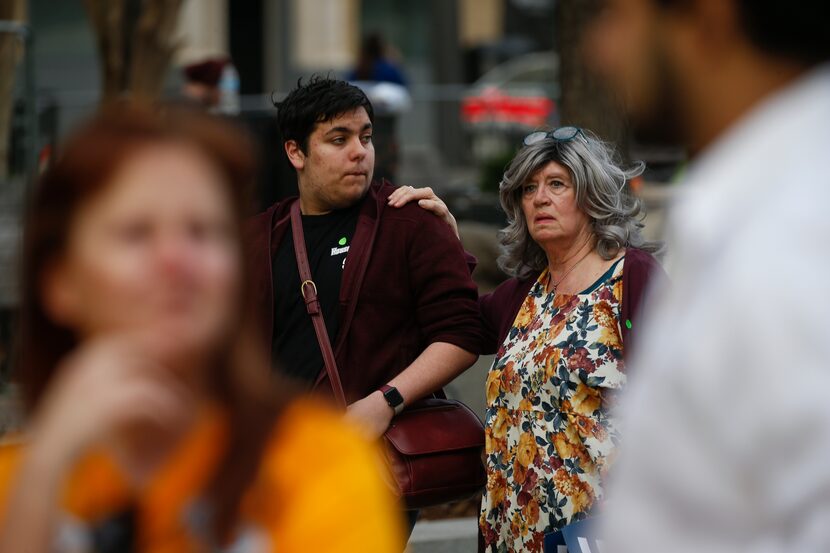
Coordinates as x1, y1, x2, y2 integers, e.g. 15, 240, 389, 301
246, 180, 482, 403
479, 248, 664, 356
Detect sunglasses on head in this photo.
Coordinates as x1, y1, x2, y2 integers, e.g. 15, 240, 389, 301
523, 126, 585, 146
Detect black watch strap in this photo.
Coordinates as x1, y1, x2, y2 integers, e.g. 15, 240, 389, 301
379, 385, 405, 415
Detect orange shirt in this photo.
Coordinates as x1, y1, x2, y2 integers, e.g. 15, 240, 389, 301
0, 399, 404, 552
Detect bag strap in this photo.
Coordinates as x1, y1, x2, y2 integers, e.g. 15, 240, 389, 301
290, 200, 348, 408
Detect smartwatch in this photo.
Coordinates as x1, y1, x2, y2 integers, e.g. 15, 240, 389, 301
379, 384, 405, 415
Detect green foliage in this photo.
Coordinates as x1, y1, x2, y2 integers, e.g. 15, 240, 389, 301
479, 150, 518, 194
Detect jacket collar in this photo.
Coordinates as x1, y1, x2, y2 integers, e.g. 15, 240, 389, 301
269, 179, 391, 238
265, 180, 393, 389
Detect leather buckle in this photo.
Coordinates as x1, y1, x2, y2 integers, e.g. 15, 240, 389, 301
300, 279, 317, 299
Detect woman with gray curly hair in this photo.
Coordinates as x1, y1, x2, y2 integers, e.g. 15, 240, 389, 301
389, 126, 665, 552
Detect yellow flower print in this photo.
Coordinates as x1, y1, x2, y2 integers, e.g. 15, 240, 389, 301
513, 300, 537, 330
593, 301, 615, 327
613, 277, 623, 302
485, 427, 502, 455
552, 430, 577, 459
544, 349, 562, 380
487, 470, 507, 506
492, 408, 510, 439
594, 301, 622, 349
486, 416, 509, 456
485, 368, 502, 404
525, 497, 541, 526
513, 456, 528, 485
553, 468, 595, 514
571, 382, 602, 416
501, 361, 522, 395
569, 411, 607, 442
517, 431, 538, 467
599, 325, 622, 349
511, 510, 529, 538
548, 318, 568, 343
552, 425, 592, 467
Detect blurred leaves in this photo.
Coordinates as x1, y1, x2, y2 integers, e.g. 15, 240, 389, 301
480, 149, 517, 194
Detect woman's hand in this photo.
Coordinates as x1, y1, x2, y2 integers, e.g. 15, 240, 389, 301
387, 186, 460, 239
29, 337, 192, 473
0, 337, 193, 553
346, 391, 394, 440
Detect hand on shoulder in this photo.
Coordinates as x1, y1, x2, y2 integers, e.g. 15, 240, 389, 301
387, 185, 459, 239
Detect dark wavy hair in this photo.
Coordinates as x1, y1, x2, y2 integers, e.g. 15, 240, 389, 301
17, 102, 291, 543
654, 0, 830, 64
274, 76, 374, 153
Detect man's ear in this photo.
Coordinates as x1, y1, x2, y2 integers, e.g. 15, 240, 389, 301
284, 140, 306, 171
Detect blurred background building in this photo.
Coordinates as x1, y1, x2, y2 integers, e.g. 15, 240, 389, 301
5, 0, 588, 291
16, 0, 564, 197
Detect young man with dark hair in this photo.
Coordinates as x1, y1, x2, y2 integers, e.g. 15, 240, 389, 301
585, 0, 830, 551
248, 77, 480, 441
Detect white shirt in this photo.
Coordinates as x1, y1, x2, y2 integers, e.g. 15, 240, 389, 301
604, 64, 830, 553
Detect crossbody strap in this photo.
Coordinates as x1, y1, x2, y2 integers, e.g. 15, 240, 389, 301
289, 200, 348, 408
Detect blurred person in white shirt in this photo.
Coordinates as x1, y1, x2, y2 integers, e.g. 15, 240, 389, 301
587, 0, 830, 551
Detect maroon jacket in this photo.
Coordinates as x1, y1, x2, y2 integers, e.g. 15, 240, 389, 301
479, 247, 664, 356
247, 180, 482, 403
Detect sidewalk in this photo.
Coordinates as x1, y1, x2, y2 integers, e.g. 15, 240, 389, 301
408, 517, 478, 553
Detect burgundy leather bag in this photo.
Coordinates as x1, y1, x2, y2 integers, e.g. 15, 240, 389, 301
290, 201, 486, 509
382, 396, 487, 508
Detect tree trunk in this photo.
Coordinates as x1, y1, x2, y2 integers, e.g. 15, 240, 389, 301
555, 0, 628, 155
84, 0, 183, 103
129, 0, 183, 100
84, 0, 127, 103
0, 0, 27, 180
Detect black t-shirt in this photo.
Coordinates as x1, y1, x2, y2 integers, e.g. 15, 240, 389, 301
271, 203, 361, 382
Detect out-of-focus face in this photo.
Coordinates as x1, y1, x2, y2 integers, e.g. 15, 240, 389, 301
287, 107, 374, 214
44, 143, 241, 367
586, 0, 687, 143
521, 161, 591, 253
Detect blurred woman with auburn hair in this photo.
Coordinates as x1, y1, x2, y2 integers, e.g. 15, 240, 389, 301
0, 103, 402, 553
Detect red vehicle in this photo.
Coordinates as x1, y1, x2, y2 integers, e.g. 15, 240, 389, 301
461, 52, 559, 131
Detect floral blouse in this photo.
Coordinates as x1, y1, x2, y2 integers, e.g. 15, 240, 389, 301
480, 259, 627, 552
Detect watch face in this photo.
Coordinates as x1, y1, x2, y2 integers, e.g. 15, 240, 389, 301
384, 387, 404, 407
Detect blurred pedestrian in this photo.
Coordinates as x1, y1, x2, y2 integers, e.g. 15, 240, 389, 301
348, 33, 407, 87
587, 0, 830, 551
348, 34, 410, 183
389, 127, 664, 551
0, 103, 403, 553
180, 58, 226, 110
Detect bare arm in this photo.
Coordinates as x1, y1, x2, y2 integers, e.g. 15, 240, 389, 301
387, 342, 476, 406
347, 342, 476, 438
346, 200, 480, 438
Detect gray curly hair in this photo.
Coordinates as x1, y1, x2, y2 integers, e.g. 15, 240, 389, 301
497, 129, 662, 279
